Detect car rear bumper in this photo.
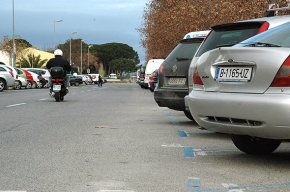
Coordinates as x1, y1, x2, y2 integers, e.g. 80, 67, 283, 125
186, 90, 290, 139
154, 88, 188, 111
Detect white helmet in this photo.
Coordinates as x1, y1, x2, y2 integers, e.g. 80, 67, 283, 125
54, 49, 63, 56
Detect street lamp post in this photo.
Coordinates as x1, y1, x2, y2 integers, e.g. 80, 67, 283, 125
12, 0, 16, 67
69, 32, 77, 66
87, 45, 92, 74
80, 39, 83, 74
53, 19, 63, 48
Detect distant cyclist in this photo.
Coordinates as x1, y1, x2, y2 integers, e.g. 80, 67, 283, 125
98, 75, 103, 87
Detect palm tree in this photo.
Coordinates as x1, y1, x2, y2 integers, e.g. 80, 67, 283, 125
17, 53, 48, 68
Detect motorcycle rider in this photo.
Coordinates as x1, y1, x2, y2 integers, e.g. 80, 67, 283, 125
46, 49, 71, 94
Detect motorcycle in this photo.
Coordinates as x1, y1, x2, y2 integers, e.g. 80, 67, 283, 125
49, 67, 68, 102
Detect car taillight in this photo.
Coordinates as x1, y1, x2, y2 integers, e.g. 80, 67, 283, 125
271, 56, 290, 87
192, 66, 203, 85
9, 71, 14, 77
158, 64, 164, 75
258, 22, 269, 34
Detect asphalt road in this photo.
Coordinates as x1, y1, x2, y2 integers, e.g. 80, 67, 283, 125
1, 83, 290, 192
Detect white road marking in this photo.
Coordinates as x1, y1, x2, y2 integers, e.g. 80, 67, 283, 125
39, 98, 48, 101
98, 190, 135, 192
0, 191, 27, 192
194, 149, 207, 156
161, 143, 184, 148
222, 183, 245, 192
6, 103, 26, 108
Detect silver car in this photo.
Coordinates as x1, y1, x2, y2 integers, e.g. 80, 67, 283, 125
0, 65, 15, 91
186, 22, 290, 155
186, 15, 290, 114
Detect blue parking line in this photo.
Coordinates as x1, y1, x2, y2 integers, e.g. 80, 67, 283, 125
186, 177, 290, 192
184, 147, 195, 158
178, 129, 188, 137
161, 109, 190, 138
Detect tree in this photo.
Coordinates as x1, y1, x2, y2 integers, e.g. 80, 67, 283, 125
110, 58, 136, 74
17, 53, 48, 68
0, 37, 33, 62
57, 39, 99, 74
90, 42, 140, 74
139, 0, 289, 60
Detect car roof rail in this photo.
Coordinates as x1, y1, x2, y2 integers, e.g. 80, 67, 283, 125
265, 5, 290, 17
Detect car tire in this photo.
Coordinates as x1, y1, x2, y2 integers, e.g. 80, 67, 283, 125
26, 81, 32, 89
0, 79, 6, 92
14, 80, 22, 90
75, 82, 79, 86
231, 135, 281, 155
183, 110, 196, 122
32, 81, 37, 89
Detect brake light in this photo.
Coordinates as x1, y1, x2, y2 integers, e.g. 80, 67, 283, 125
192, 66, 203, 85
52, 78, 63, 84
258, 22, 269, 33
158, 64, 164, 75
271, 56, 290, 87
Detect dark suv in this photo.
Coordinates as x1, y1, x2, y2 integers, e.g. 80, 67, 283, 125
154, 34, 207, 120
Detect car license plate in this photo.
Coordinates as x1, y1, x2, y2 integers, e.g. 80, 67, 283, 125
168, 78, 186, 85
215, 67, 252, 82
53, 84, 61, 91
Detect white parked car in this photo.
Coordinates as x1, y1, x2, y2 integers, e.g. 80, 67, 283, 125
23, 68, 51, 86
88, 74, 100, 84
109, 73, 117, 79
143, 59, 164, 88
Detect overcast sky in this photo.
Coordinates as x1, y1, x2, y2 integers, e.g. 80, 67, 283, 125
0, 0, 148, 62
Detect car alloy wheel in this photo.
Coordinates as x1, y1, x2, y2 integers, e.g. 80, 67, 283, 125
0, 79, 5, 92
26, 81, 32, 89
14, 80, 22, 90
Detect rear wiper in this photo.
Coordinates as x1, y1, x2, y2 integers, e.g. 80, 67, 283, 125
176, 57, 191, 61
216, 43, 235, 48
246, 42, 281, 47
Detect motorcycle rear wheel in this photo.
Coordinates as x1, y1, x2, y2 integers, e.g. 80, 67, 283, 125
55, 92, 61, 102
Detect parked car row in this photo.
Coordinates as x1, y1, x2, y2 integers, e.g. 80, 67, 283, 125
0, 65, 47, 91
0, 64, 105, 92
137, 11, 290, 155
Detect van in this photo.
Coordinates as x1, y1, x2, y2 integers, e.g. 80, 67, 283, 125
143, 59, 164, 88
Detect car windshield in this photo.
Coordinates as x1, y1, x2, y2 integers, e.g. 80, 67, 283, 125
195, 23, 262, 57
236, 22, 290, 48
165, 39, 203, 63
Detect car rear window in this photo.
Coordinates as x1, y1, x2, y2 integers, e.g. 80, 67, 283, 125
237, 22, 290, 48
165, 38, 204, 63
0, 67, 6, 72
195, 22, 264, 57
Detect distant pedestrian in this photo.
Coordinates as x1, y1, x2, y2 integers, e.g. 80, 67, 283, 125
98, 75, 103, 87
